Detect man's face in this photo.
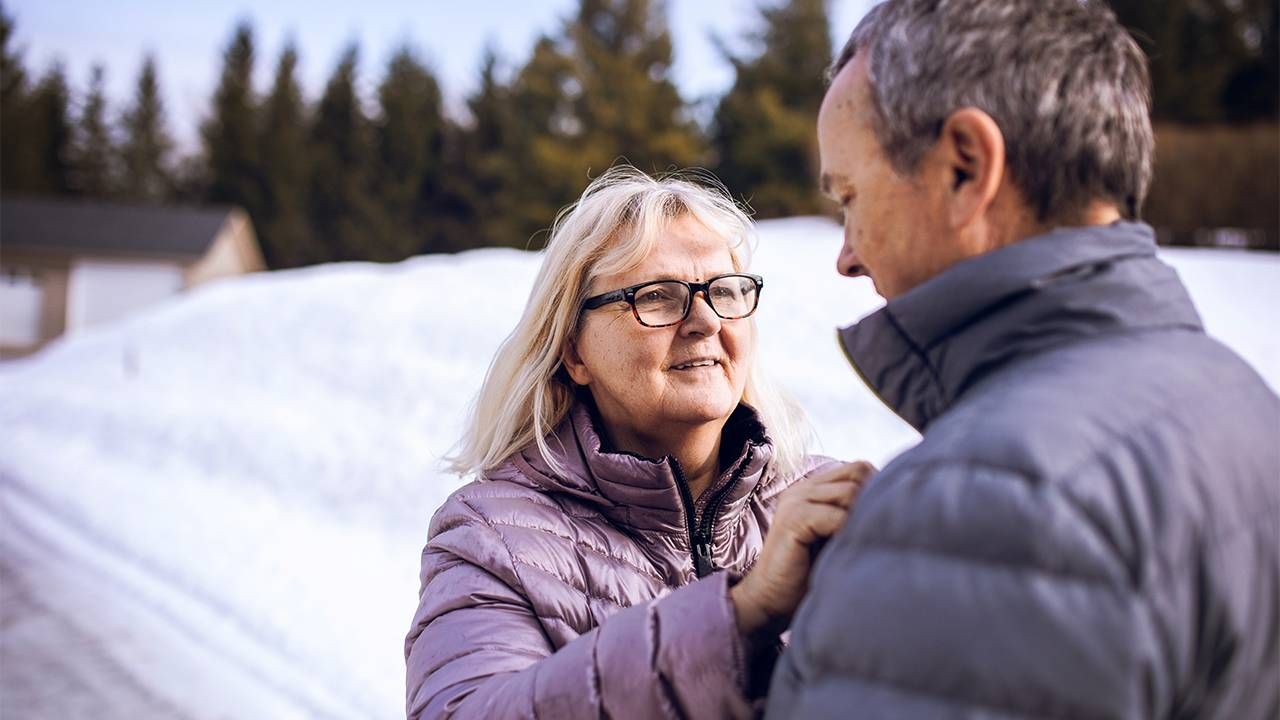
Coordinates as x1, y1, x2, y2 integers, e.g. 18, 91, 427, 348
817, 54, 950, 299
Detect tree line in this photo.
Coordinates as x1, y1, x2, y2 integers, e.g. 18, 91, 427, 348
2, 0, 1275, 268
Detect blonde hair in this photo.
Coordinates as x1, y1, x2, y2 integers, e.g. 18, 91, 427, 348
448, 166, 813, 480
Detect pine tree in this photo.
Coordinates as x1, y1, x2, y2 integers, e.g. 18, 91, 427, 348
435, 46, 508, 252
494, 0, 705, 249
308, 44, 379, 261
569, 0, 704, 173
1109, 0, 1278, 123
119, 55, 174, 203
504, 36, 578, 248
259, 42, 313, 267
711, 0, 831, 217
371, 45, 444, 260
27, 62, 74, 195
203, 21, 261, 217
0, 7, 37, 193
71, 64, 117, 197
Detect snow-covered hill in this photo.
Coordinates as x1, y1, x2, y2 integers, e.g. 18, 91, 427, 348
2, 218, 1276, 718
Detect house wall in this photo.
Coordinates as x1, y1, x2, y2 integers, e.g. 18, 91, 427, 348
0, 254, 69, 354
39, 267, 69, 339
186, 210, 266, 287
0, 271, 42, 347
2, 206, 264, 355
65, 258, 186, 331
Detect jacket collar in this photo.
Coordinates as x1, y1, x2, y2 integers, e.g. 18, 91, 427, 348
838, 222, 1204, 432
510, 397, 775, 536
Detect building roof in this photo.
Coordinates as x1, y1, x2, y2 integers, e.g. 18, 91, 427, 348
1, 196, 238, 261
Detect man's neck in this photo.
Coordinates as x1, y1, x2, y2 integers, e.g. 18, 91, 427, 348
989, 199, 1124, 251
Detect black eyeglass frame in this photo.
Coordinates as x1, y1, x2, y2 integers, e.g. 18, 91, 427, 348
580, 272, 765, 328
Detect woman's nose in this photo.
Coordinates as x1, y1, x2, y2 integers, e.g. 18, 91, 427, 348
679, 290, 722, 336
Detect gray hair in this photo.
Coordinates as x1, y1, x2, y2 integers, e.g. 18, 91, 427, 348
831, 0, 1153, 222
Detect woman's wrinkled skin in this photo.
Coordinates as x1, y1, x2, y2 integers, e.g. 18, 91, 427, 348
562, 215, 754, 498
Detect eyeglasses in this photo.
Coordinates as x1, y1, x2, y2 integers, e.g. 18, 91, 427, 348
581, 273, 764, 328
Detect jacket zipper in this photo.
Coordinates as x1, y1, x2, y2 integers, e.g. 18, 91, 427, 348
669, 445, 755, 579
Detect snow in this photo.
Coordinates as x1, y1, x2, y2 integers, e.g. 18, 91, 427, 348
1, 217, 1277, 719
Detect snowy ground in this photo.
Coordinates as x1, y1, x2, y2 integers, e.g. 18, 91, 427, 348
2, 217, 1277, 719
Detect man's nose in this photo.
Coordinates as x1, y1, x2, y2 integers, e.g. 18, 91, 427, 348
679, 290, 722, 336
837, 240, 864, 278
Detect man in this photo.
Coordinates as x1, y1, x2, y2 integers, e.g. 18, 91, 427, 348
766, 1, 1280, 718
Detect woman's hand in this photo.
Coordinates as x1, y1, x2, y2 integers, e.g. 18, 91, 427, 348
730, 461, 876, 638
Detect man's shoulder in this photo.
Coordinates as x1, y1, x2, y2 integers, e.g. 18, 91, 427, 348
862, 327, 1280, 584
923, 326, 1276, 478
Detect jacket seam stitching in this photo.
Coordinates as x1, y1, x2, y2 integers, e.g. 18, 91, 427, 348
511, 558, 630, 609
830, 663, 1093, 720
648, 603, 684, 718
481, 519, 667, 584
455, 495, 542, 615
425, 643, 548, 670
756, 456, 831, 504
1053, 409, 1185, 485
883, 307, 947, 402
588, 626, 604, 718
854, 540, 1115, 587
862, 460, 1120, 584
1049, 412, 1280, 589
464, 489, 608, 522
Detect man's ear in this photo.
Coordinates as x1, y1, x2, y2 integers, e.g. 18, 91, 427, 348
936, 107, 1006, 230
560, 337, 592, 386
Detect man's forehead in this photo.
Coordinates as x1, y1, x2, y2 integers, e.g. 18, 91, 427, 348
824, 51, 876, 126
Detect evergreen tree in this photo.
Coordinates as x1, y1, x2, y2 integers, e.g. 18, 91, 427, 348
26, 62, 74, 195
0, 6, 37, 193
71, 64, 117, 196
371, 45, 445, 260
438, 46, 514, 251
203, 21, 262, 217
494, 0, 705, 249
503, 36, 578, 248
308, 44, 379, 262
569, 0, 704, 174
468, 48, 509, 163
1109, 0, 1278, 123
259, 42, 313, 267
711, 0, 831, 217
119, 55, 174, 203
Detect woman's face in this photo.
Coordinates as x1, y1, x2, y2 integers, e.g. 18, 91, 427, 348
563, 215, 755, 445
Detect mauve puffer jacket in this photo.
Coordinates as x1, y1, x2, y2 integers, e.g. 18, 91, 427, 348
405, 399, 834, 719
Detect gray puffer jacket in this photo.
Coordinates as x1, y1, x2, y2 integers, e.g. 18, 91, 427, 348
406, 399, 833, 719
767, 222, 1280, 719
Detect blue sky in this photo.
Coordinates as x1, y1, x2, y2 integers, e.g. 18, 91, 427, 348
9, 0, 875, 153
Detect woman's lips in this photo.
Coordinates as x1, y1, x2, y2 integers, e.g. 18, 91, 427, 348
669, 359, 721, 371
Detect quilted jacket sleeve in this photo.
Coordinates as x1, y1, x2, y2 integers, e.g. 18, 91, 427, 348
766, 460, 1161, 719
404, 493, 755, 720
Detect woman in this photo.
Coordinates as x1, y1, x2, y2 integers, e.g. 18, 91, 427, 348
405, 167, 871, 719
